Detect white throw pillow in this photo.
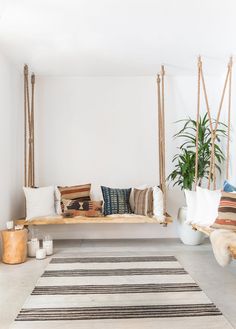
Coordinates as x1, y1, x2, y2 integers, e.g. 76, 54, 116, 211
152, 186, 164, 221
185, 187, 221, 226
184, 190, 198, 224
55, 186, 62, 215
23, 186, 56, 220
195, 186, 221, 226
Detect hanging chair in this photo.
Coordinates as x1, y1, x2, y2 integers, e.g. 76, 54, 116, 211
191, 56, 236, 259
15, 65, 172, 227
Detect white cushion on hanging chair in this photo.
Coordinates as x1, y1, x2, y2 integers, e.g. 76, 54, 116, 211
185, 190, 198, 224
153, 186, 164, 221
196, 187, 221, 226
55, 186, 62, 215
185, 187, 221, 227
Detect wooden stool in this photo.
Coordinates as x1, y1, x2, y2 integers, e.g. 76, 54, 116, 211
1, 229, 28, 264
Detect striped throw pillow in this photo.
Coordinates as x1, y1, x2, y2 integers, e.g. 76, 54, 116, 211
133, 188, 153, 217
101, 186, 132, 216
213, 192, 236, 229
62, 199, 103, 217
58, 184, 91, 201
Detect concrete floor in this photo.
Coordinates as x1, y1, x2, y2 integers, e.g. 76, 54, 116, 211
1, 238, 236, 329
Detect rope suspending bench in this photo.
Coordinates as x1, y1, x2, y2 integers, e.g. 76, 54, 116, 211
15, 214, 172, 226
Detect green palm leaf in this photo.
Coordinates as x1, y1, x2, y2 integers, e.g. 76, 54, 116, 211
168, 113, 227, 190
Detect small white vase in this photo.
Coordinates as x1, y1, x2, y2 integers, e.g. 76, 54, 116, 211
177, 206, 205, 245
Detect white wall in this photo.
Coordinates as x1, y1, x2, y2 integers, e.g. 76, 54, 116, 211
0, 50, 233, 240
35, 75, 230, 239
0, 52, 23, 230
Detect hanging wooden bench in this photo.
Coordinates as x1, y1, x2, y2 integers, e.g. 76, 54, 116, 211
19, 65, 172, 227
188, 56, 236, 263
15, 214, 172, 226
192, 224, 236, 259
19, 65, 172, 229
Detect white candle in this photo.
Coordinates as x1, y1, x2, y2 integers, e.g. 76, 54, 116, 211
6, 221, 14, 230
36, 248, 46, 260
43, 240, 53, 256
27, 238, 40, 257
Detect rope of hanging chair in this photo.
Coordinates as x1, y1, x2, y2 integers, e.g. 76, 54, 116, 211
24, 65, 32, 187
194, 57, 202, 189
194, 58, 214, 189
23, 65, 35, 188
157, 67, 167, 216
161, 66, 167, 215
212, 60, 231, 186
226, 58, 233, 180
157, 74, 162, 193
194, 56, 233, 190
199, 62, 214, 189
23, 65, 28, 187
26, 69, 33, 187
31, 73, 35, 186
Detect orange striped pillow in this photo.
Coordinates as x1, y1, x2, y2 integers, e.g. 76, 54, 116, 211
58, 184, 91, 201
213, 192, 236, 229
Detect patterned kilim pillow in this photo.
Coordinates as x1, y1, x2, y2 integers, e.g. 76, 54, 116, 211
62, 199, 103, 217
101, 186, 132, 216
58, 184, 91, 213
213, 192, 236, 229
133, 188, 153, 217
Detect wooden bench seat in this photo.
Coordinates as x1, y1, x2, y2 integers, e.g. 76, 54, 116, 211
15, 214, 172, 226
192, 224, 214, 235
192, 224, 236, 258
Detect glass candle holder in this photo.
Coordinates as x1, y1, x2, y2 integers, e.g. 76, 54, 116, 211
6, 221, 14, 230
43, 235, 53, 256
36, 248, 46, 260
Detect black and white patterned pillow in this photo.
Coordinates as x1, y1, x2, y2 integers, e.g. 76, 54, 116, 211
101, 186, 132, 216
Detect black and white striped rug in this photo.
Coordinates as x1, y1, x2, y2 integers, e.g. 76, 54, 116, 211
11, 255, 233, 329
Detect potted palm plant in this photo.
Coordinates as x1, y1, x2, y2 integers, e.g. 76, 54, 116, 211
168, 113, 226, 245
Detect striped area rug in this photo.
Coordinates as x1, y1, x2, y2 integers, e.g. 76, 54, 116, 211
11, 255, 233, 329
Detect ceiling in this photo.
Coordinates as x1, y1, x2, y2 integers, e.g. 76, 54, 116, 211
0, 0, 235, 76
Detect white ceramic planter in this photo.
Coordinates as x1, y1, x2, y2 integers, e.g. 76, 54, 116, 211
177, 206, 205, 245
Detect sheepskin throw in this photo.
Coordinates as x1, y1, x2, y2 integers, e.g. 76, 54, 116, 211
210, 229, 236, 266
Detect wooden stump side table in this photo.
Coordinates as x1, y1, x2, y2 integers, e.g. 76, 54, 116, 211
1, 229, 27, 264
